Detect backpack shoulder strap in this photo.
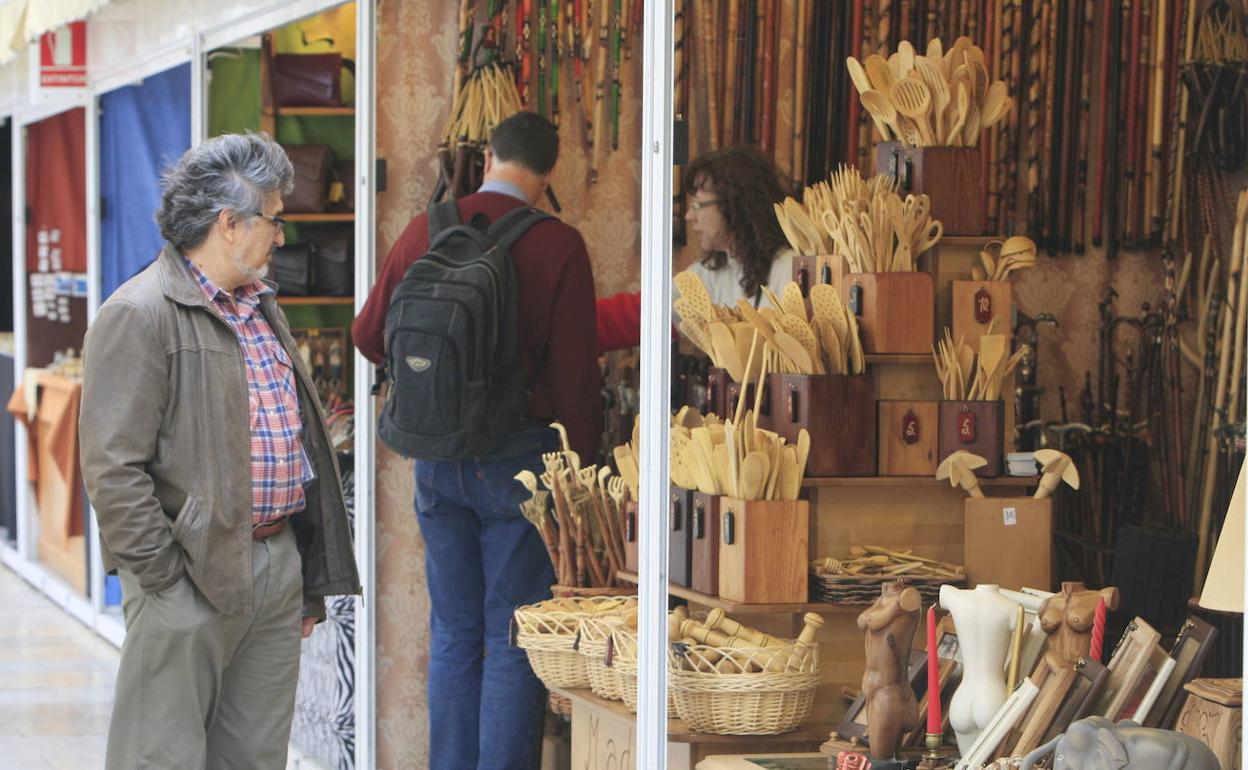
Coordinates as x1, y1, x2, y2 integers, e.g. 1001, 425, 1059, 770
426, 199, 461, 241
486, 206, 554, 253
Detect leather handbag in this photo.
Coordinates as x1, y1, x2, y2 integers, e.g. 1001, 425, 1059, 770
272, 244, 313, 296
283, 145, 333, 213
271, 53, 342, 107
310, 231, 352, 296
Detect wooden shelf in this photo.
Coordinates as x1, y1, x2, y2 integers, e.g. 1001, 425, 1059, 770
276, 295, 354, 306
938, 235, 1007, 248
864, 353, 932, 366
272, 106, 355, 117
801, 475, 1038, 488
284, 213, 355, 223
614, 571, 860, 615
551, 686, 831, 745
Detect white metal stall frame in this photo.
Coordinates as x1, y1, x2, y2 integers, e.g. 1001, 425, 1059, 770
0, 1, 377, 767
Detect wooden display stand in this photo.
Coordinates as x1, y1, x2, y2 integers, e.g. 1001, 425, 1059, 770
963, 497, 1053, 591
706, 367, 730, 417
877, 400, 939, 476
718, 498, 809, 604
951, 280, 1014, 350
1175, 678, 1241, 770
558, 687, 824, 770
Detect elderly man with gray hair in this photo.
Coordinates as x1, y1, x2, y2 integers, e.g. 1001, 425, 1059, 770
80, 132, 360, 770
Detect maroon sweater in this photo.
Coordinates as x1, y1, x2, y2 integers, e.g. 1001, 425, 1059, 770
353, 192, 602, 461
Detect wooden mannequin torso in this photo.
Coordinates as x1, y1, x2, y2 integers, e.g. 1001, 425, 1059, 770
1033, 581, 1120, 686
857, 582, 921, 761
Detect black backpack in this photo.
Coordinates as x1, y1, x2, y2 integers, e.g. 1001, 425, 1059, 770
378, 200, 551, 460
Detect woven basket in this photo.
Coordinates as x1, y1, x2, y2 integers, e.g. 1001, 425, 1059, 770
514, 596, 637, 691
610, 625, 678, 718
809, 571, 963, 606
580, 615, 627, 701
668, 641, 820, 735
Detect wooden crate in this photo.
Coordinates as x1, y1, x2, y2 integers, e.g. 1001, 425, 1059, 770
951, 280, 1014, 350
875, 143, 987, 236
768, 373, 876, 476
690, 492, 721, 597
706, 367, 730, 418
842, 271, 935, 354
963, 497, 1053, 591
877, 400, 940, 476
718, 498, 809, 604
938, 400, 1005, 477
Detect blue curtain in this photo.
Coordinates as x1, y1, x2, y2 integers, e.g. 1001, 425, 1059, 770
99, 63, 191, 299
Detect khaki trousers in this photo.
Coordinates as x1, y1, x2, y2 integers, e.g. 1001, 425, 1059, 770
105, 525, 303, 770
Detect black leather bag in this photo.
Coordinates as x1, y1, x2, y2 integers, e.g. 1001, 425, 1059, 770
311, 232, 352, 296
271, 53, 342, 107
272, 244, 313, 296
283, 145, 333, 213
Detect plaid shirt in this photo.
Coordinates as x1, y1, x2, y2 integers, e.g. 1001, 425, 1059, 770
184, 257, 312, 525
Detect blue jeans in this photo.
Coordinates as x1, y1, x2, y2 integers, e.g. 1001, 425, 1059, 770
415, 425, 558, 770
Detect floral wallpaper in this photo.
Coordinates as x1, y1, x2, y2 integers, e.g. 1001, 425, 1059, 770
373, 1, 643, 766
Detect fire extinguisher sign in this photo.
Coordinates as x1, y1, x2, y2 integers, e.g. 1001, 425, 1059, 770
39, 21, 87, 88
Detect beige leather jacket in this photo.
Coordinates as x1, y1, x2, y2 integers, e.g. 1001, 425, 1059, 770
80, 244, 360, 617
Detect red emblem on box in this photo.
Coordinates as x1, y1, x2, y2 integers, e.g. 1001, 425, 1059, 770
974, 286, 993, 324
902, 408, 920, 445
958, 409, 977, 443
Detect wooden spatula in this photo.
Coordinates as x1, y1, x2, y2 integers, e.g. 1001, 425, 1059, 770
781, 282, 808, 320
709, 322, 745, 382
977, 335, 1008, 400
740, 452, 768, 501
773, 330, 814, 374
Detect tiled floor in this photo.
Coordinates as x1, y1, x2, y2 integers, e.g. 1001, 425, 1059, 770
0, 563, 118, 770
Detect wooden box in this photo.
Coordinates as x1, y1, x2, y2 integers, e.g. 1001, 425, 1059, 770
938, 400, 1005, 477
768, 373, 876, 476
718, 498, 810, 604
951, 280, 1014, 350
670, 485, 693, 587
877, 400, 940, 476
842, 271, 935, 354
874, 142, 987, 236
690, 492, 721, 596
964, 497, 1053, 591
725, 378, 771, 429
706, 367, 729, 417
1176, 678, 1242, 770
623, 500, 638, 573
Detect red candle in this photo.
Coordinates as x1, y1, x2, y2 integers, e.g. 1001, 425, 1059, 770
926, 605, 941, 734
1089, 596, 1107, 663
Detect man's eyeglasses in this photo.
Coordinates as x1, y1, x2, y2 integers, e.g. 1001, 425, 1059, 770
687, 198, 720, 212
253, 212, 288, 230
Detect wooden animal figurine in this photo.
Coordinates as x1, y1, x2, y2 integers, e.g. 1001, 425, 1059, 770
1033, 449, 1079, 499
1031, 582, 1120, 687
857, 581, 922, 763
937, 450, 988, 498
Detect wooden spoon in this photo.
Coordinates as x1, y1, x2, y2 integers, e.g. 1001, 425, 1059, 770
740, 452, 769, 500
864, 54, 895, 93
914, 56, 950, 142
981, 81, 1011, 129
945, 79, 971, 145
848, 58, 893, 140
897, 40, 917, 74
709, 321, 745, 382
773, 330, 814, 374
860, 89, 901, 140
977, 335, 1008, 400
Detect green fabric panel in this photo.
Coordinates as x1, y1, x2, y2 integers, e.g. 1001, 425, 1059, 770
207, 49, 261, 137
275, 116, 355, 161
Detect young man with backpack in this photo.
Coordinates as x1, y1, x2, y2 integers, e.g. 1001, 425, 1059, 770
352, 111, 601, 770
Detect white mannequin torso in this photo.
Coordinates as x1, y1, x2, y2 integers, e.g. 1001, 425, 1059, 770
940, 584, 1018, 755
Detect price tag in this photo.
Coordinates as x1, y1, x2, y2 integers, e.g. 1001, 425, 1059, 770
1003, 506, 1018, 526
901, 408, 920, 445
975, 286, 994, 323
958, 410, 977, 443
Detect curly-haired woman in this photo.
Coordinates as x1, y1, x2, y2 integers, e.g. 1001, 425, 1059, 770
597, 146, 794, 352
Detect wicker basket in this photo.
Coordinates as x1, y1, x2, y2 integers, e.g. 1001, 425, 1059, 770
579, 615, 628, 701
514, 596, 637, 691
610, 625, 678, 718
809, 571, 963, 606
667, 641, 820, 735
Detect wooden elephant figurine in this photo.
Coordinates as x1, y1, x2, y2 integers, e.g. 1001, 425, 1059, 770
1020, 717, 1220, 770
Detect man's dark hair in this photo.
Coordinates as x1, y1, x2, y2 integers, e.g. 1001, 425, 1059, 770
489, 111, 559, 175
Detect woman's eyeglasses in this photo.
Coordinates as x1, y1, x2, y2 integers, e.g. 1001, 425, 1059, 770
687, 198, 720, 212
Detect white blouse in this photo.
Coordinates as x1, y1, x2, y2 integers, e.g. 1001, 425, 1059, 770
683, 248, 797, 309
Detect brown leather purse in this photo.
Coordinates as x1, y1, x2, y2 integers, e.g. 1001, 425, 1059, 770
283, 145, 333, 213
271, 53, 342, 107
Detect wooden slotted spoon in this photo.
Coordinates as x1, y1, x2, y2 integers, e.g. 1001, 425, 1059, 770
860, 89, 902, 141
914, 56, 951, 145
848, 58, 893, 140
781, 282, 808, 320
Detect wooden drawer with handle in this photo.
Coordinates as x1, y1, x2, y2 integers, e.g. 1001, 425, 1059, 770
878, 400, 939, 476
670, 485, 693, 587
875, 142, 986, 236
841, 270, 935, 354
689, 492, 721, 597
